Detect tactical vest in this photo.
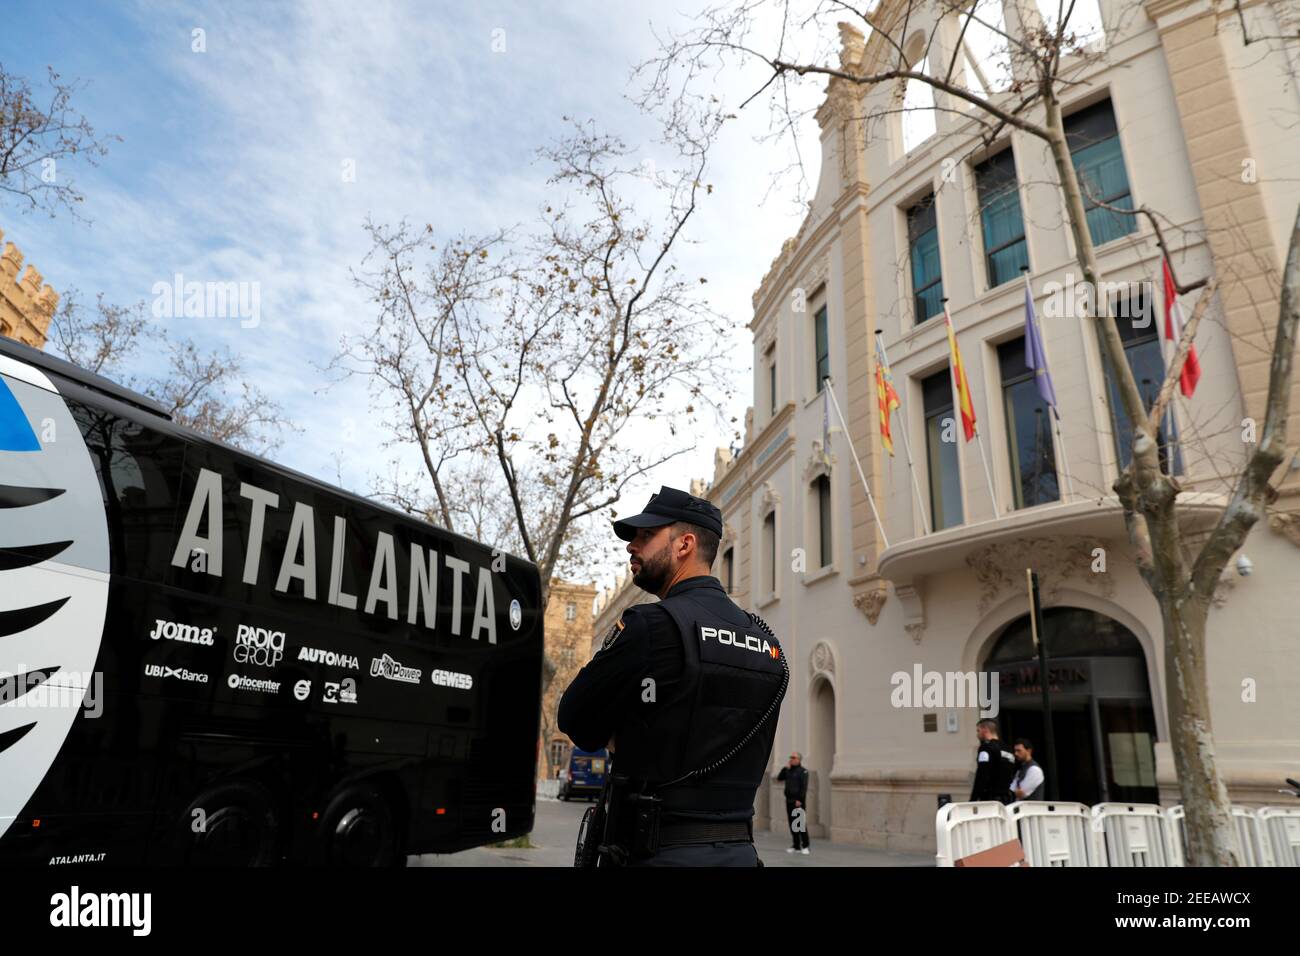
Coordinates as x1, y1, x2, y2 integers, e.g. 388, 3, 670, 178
611, 577, 787, 819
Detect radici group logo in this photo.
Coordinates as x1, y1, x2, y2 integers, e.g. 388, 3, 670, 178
233, 624, 284, 668
0, 357, 111, 843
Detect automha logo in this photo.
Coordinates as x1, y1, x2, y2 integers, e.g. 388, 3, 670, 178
143, 664, 209, 684
430, 668, 473, 690
234, 624, 284, 668
226, 673, 280, 694
323, 680, 357, 704
297, 646, 359, 670
370, 653, 421, 684
49, 885, 151, 936
149, 619, 215, 646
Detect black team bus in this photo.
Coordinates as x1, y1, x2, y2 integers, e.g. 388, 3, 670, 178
0, 337, 542, 866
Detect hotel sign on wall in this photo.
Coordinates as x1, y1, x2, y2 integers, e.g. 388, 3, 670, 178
998, 661, 1091, 696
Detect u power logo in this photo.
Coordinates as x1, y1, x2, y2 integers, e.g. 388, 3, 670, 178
699, 625, 778, 658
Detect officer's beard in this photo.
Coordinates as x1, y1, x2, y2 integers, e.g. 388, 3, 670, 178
631, 541, 673, 595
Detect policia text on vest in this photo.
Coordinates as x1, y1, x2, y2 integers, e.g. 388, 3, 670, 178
559, 486, 789, 867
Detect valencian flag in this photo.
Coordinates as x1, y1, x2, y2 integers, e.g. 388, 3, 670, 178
1162, 257, 1201, 397
1023, 274, 1058, 415
875, 340, 901, 456
944, 306, 977, 441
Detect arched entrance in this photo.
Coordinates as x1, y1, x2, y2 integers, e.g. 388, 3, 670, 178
808, 678, 836, 836
983, 607, 1158, 804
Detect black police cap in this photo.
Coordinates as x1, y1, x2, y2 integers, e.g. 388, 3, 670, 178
611, 485, 723, 542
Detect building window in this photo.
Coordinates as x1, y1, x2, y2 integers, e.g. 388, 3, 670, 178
815, 474, 833, 568
923, 370, 963, 530
813, 305, 830, 392
565, 601, 576, 622
1066, 99, 1136, 248
975, 148, 1029, 288
1104, 285, 1183, 475
998, 337, 1060, 509
549, 740, 568, 771
901, 58, 937, 152
767, 345, 777, 416
722, 547, 734, 593
763, 511, 776, 594
907, 194, 943, 323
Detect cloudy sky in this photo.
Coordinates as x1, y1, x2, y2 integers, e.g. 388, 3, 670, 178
3, 0, 823, 591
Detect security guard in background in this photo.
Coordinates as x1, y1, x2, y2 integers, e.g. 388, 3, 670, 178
558, 486, 788, 866
970, 718, 1017, 803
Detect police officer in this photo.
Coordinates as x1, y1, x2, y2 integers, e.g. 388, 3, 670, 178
969, 718, 1016, 803
558, 486, 788, 867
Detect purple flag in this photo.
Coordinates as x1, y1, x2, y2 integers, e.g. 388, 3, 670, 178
1024, 275, 1058, 414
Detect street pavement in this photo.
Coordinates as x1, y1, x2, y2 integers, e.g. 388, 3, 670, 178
410, 795, 933, 867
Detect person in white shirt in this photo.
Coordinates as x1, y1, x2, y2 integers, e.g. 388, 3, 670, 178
1009, 738, 1046, 801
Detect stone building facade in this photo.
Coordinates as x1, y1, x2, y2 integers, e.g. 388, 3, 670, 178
0, 227, 59, 349
706, 0, 1300, 852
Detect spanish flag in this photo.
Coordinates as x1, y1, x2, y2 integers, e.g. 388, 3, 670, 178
944, 306, 977, 442
875, 340, 901, 456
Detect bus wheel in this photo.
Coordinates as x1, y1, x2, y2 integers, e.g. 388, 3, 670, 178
318, 784, 397, 867
181, 780, 280, 866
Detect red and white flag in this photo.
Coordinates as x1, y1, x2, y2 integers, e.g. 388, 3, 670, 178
1162, 257, 1200, 398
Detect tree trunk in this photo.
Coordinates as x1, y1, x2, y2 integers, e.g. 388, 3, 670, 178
1040, 88, 1239, 864
1162, 595, 1238, 865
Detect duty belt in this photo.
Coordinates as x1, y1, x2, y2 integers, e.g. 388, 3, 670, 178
657, 817, 752, 847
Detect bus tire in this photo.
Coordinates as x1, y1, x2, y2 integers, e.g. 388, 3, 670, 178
179, 780, 281, 867
317, 784, 398, 867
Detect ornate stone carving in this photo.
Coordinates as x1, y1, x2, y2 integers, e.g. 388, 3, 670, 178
761, 480, 781, 512
1268, 512, 1300, 549
853, 586, 887, 625
799, 255, 830, 299
720, 521, 737, 551
803, 445, 835, 483
904, 622, 925, 645
964, 537, 1113, 616
810, 641, 836, 677
758, 319, 777, 356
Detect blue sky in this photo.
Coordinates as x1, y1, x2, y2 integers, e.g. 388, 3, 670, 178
2, 0, 819, 588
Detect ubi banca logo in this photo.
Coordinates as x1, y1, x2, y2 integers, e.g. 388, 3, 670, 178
370, 653, 421, 684
233, 623, 284, 668
149, 619, 215, 646
143, 664, 209, 684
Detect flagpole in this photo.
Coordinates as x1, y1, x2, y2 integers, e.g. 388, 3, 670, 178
974, 426, 1001, 518
823, 376, 891, 550
1023, 270, 1076, 500
874, 331, 931, 536
944, 300, 1002, 519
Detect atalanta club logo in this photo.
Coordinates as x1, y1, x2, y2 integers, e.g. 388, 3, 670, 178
0, 359, 111, 844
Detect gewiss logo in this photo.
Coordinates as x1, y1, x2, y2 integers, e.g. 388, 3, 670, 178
370, 653, 421, 684
0, 359, 111, 845
699, 625, 779, 658
149, 619, 215, 646
233, 624, 284, 668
